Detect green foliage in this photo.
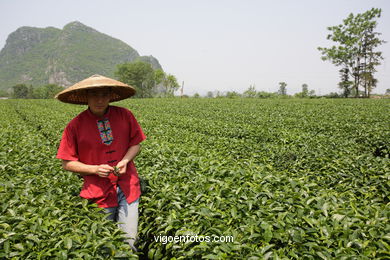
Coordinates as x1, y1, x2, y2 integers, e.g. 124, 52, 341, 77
325, 92, 342, 98
206, 91, 214, 98
33, 84, 65, 99
243, 85, 257, 98
153, 69, 165, 86
0, 89, 10, 97
225, 91, 239, 98
1, 98, 389, 258
318, 8, 385, 98
278, 82, 287, 96
295, 84, 316, 98
152, 70, 181, 97
163, 74, 180, 97
115, 61, 157, 98
12, 84, 28, 98
11, 84, 64, 99
256, 91, 278, 98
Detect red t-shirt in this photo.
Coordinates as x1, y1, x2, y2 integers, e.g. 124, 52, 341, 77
56, 106, 146, 208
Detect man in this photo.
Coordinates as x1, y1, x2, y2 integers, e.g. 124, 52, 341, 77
55, 74, 146, 250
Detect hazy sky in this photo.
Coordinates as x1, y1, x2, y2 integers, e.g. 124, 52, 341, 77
1, 0, 389, 95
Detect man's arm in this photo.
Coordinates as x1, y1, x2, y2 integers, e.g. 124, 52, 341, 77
62, 160, 114, 178
116, 144, 141, 174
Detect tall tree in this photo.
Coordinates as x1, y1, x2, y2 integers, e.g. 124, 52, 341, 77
27, 85, 34, 99
243, 84, 257, 98
278, 82, 287, 96
302, 84, 309, 97
294, 83, 310, 98
153, 69, 165, 87
318, 8, 385, 98
338, 67, 352, 97
115, 61, 155, 98
45, 84, 64, 99
163, 74, 180, 97
12, 84, 28, 99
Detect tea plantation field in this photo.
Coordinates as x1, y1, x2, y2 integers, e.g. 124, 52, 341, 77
1, 98, 389, 259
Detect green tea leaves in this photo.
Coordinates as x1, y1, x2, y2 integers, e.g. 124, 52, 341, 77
1, 98, 389, 258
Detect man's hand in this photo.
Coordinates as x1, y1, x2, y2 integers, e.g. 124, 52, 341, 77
114, 144, 140, 176
115, 160, 129, 175
95, 164, 114, 178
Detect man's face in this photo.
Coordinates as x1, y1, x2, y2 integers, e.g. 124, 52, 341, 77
87, 88, 111, 116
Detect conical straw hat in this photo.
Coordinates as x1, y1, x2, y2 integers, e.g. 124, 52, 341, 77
55, 74, 136, 104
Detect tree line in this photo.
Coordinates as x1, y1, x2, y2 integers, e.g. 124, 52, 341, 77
196, 80, 389, 99
7, 61, 180, 99
10, 84, 64, 99
115, 61, 180, 98
197, 82, 321, 99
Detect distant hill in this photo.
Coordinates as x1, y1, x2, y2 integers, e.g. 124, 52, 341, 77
0, 21, 162, 91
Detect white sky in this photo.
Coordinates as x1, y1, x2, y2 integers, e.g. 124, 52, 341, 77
0, 0, 389, 95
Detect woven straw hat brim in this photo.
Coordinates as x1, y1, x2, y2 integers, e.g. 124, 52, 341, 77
55, 74, 136, 105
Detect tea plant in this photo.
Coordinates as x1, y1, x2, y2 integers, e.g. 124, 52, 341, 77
1, 98, 389, 259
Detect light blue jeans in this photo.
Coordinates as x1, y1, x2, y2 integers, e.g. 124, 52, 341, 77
104, 186, 139, 251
